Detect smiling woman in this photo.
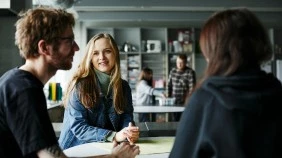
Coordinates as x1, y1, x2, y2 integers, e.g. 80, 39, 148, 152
92, 37, 115, 74
58, 33, 140, 150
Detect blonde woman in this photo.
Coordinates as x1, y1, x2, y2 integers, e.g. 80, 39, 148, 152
59, 33, 139, 150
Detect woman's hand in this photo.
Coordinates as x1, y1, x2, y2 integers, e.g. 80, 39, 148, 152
114, 122, 139, 144
126, 122, 139, 144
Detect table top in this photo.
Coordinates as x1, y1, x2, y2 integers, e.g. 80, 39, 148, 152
64, 137, 174, 158
47, 101, 62, 109
134, 105, 185, 113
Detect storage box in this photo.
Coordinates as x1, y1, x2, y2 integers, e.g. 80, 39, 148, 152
159, 97, 176, 106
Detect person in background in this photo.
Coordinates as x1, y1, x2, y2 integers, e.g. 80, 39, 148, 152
59, 33, 140, 150
170, 8, 282, 158
0, 7, 139, 158
167, 54, 196, 121
135, 67, 166, 122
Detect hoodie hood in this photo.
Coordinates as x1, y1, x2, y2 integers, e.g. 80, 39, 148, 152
201, 69, 282, 113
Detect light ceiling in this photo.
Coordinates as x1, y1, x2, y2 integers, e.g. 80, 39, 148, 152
33, 0, 282, 28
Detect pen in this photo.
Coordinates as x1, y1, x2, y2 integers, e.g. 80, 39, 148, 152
118, 138, 134, 145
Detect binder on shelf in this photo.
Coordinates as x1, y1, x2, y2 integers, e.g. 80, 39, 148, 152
48, 82, 62, 101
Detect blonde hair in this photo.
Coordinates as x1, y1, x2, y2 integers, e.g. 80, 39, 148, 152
63, 33, 126, 114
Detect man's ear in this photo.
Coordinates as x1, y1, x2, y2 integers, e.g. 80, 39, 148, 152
38, 39, 50, 55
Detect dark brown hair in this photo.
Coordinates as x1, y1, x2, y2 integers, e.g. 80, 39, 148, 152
15, 7, 75, 59
177, 54, 187, 63
199, 8, 272, 78
138, 67, 153, 86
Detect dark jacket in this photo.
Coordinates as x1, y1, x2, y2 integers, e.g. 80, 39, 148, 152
170, 69, 282, 158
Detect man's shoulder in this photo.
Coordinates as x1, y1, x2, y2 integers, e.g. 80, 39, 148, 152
0, 67, 18, 79
185, 66, 194, 71
169, 68, 178, 73
0, 68, 21, 87
0, 68, 42, 92
184, 67, 196, 73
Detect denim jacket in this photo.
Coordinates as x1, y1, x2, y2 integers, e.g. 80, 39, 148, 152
58, 80, 134, 150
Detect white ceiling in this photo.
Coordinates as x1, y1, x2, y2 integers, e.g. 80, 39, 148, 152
32, 0, 282, 28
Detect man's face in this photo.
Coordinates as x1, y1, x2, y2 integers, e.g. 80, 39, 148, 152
176, 57, 186, 71
49, 26, 80, 70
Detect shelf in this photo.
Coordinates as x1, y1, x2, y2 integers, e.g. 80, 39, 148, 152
87, 28, 113, 41
142, 60, 164, 63
121, 52, 139, 55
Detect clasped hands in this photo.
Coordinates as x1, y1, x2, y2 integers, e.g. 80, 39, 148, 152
114, 122, 139, 145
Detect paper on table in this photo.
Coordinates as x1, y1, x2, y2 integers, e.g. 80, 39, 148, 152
91, 137, 175, 155
137, 137, 174, 154
64, 142, 110, 157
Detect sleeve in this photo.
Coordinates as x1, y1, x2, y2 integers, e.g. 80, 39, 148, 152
137, 80, 154, 96
66, 89, 113, 142
167, 69, 173, 97
187, 69, 197, 94
120, 80, 135, 127
152, 89, 164, 97
7, 88, 57, 156
192, 69, 196, 87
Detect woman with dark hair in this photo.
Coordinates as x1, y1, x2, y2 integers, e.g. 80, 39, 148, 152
170, 8, 282, 158
136, 67, 166, 122
59, 33, 139, 150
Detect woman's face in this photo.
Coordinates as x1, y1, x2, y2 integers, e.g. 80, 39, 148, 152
92, 38, 115, 74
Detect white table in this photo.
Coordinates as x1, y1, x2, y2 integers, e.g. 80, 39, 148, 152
47, 101, 62, 109
64, 137, 174, 158
134, 106, 185, 122
52, 123, 63, 138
